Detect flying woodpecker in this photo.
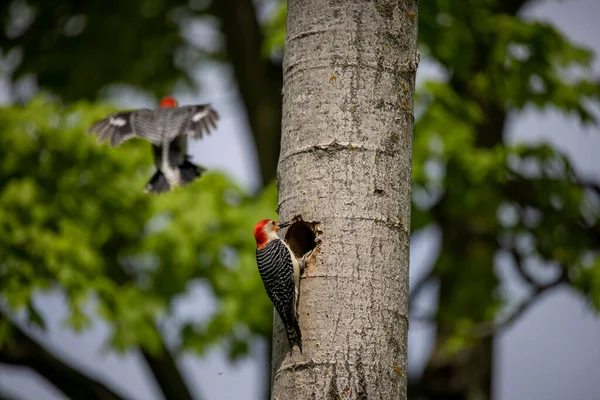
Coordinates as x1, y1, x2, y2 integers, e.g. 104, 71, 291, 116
88, 96, 219, 193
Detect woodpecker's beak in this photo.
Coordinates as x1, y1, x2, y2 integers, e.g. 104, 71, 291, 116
277, 221, 292, 229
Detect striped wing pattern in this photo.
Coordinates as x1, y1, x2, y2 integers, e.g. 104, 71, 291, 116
256, 239, 296, 326
177, 104, 219, 140
87, 109, 158, 146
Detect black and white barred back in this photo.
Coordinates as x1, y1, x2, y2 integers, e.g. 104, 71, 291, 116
256, 238, 302, 352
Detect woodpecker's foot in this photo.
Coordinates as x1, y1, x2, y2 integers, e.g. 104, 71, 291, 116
300, 250, 313, 274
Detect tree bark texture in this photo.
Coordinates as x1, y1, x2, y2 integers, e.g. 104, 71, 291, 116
273, 0, 419, 398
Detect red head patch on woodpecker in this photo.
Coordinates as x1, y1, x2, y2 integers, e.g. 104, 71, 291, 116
159, 96, 178, 108
254, 219, 278, 249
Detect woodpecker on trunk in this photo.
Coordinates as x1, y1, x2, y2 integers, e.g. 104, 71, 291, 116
254, 219, 302, 353
88, 96, 219, 193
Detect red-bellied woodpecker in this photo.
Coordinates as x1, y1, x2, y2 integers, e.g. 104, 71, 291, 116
88, 96, 219, 193
254, 219, 302, 353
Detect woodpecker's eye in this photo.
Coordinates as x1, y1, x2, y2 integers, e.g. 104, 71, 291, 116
271, 221, 276, 225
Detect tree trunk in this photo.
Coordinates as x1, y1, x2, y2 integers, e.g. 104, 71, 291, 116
422, 333, 494, 400
273, 0, 419, 398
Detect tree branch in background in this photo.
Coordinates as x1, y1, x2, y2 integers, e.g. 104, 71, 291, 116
110, 297, 196, 399
0, 313, 130, 400
496, 0, 530, 16
510, 249, 536, 286
101, 235, 197, 400
139, 343, 195, 400
409, 268, 571, 338
210, 1, 282, 397
0, 387, 24, 400
211, 0, 283, 186
1, 242, 198, 400
407, 376, 425, 400
408, 269, 435, 313
579, 179, 600, 196
474, 270, 570, 338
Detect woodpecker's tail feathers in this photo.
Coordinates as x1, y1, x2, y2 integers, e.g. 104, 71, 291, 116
145, 170, 170, 194
180, 160, 205, 184
144, 161, 205, 194
285, 319, 303, 354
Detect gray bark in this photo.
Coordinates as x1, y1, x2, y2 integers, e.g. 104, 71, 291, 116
273, 0, 419, 399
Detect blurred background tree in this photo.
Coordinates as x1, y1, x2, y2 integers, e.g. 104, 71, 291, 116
0, 0, 599, 400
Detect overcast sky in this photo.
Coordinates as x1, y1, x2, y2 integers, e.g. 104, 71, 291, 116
1, 0, 600, 399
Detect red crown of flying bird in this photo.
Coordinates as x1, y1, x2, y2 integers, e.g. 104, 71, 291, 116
159, 96, 178, 108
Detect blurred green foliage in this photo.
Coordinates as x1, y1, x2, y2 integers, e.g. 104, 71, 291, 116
413, 0, 600, 320
0, 0, 207, 101
418, 0, 600, 120
0, 0, 600, 395
0, 95, 277, 358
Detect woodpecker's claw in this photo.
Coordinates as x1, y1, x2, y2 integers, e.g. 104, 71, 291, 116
300, 251, 312, 274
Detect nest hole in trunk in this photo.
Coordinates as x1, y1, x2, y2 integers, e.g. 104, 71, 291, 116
283, 216, 318, 259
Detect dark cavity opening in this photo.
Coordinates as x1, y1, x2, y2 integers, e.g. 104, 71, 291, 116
283, 217, 317, 259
